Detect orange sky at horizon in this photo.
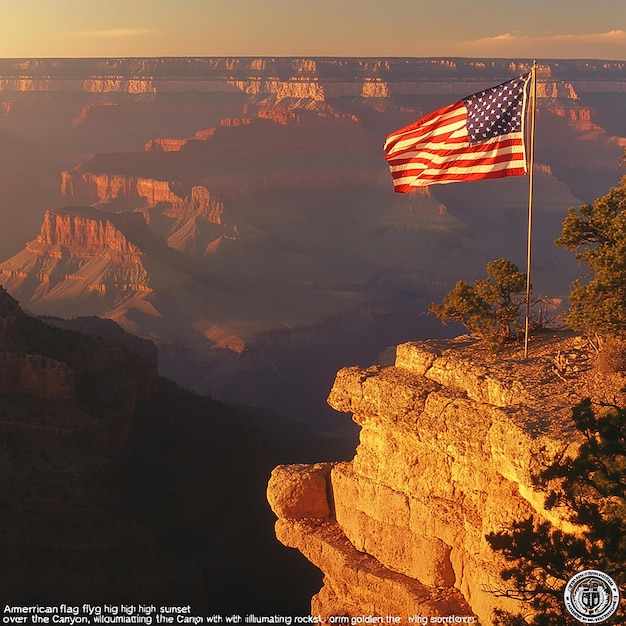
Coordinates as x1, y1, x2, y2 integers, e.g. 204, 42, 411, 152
1, 0, 625, 60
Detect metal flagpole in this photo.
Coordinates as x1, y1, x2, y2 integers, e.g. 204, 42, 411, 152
524, 61, 538, 358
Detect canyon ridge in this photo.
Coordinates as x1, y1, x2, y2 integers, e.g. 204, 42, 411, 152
0, 57, 625, 431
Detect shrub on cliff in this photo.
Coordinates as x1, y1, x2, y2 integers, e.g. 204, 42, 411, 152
486, 398, 626, 625
429, 258, 526, 352
555, 174, 626, 346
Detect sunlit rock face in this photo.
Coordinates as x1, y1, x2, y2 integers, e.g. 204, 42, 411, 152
62, 172, 180, 205
37, 207, 147, 254
268, 334, 599, 623
0, 57, 622, 99
0, 207, 152, 315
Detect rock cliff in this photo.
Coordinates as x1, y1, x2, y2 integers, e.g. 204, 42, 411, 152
0, 57, 623, 97
0, 352, 76, 397
0, 207, 152, 314
267, 333, 600, 623
0, 285, 157, 430
61, 170, 182, 205
60, 167, 235, 255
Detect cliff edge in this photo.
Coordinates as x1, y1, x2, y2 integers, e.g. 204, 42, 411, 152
267, 332, 607, 624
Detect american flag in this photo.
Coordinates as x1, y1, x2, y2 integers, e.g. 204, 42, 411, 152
384, 73, 532, 192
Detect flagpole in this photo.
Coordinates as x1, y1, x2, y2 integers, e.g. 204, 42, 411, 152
523, 60, 538, 358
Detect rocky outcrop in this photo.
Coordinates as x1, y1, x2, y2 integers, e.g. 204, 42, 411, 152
61, 170, 182, 205
163, 185, 224, 224
245, 97, 359, 127
548, 104, 605, 140
228, 78, 326, 100
159, 185, 237, 255
0, 352, 75, 397
60, 162, 236, 255
144, 137, 190, 152
37, 207, 146, 254
83, 76, 156, 94
146, 100, 358, 154
0, 285, 157, 417
268, 334, 595, 624
537, 81, 578, 100
0, 207, 152, 312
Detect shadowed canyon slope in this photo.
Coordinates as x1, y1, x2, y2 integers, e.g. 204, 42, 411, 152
0, 286, 321, 611
1, 57, 626, 426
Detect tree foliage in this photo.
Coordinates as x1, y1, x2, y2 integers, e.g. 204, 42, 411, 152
555, 175, 626, 343
486, 399, 626, 625
429, 258, 526, 351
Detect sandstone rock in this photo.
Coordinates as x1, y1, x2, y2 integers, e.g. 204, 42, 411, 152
0, 207, 153, 316
38, 208, 145, 254
268, 333, 599, 624
275, 518, 475, 621
61, 171, 182, 205
0, 352, 75, 397
267, 463, 333, 519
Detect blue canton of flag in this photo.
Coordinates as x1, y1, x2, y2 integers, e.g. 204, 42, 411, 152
465, 74, 528, 144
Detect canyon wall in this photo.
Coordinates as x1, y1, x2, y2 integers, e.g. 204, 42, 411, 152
268, 334, 593, 624
0, 287, 307, 612
0, 208, 152, 309
61, 171, 182, 205
61, 171, 225, 225
0, 352, 75, 397
0, 58, 623, 98
0, 286, 157, 419
37, 208, 145, 255
0, 73, 584, 99
59, 172, 233, 255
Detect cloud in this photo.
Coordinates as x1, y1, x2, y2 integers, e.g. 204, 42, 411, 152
457, 30, 626, 59
69, 28, 155, 39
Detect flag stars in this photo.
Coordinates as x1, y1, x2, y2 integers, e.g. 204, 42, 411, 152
464, 74, 528, 145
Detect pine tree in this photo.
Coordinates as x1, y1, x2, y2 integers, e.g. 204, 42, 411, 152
486, 399, 626, 625
429, 258, 526, 352
555, 175, 626, 344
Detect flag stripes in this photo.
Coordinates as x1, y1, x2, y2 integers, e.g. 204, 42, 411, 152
384, 73, 530, 191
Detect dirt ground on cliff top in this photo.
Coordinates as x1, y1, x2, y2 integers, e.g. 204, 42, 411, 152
437, 329, 626, 414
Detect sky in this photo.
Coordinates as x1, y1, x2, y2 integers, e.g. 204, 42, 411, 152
1, 0, 625, 60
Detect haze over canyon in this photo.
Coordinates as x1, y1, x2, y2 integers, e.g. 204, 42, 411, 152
0, 56, 625, 432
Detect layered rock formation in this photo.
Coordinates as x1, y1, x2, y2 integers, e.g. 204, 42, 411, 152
268, 333, 598, 623
0, 207, 152, 313
61, 170, 182, 204
60, 168, 235, 252
0, 352, 75, 397
0, 57, 624, 97
0, 284, 157, 442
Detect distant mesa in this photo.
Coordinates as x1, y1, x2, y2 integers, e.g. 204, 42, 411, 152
0, 207, 153, 316
0, 57, 622, 98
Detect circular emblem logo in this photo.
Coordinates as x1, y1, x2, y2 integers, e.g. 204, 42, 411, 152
564, 569, 620, 623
